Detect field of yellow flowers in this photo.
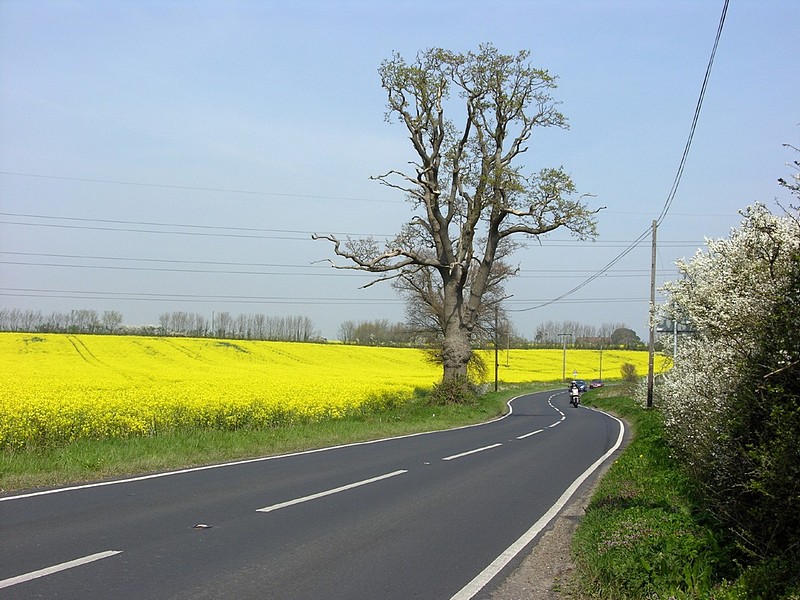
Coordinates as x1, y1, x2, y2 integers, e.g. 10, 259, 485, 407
0, 333, 665, 450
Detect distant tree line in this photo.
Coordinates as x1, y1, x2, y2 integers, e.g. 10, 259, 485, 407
338, 319, 417, 346
336, 318, 641, 350
159, 311, 320, 342
532, 320, 644, 349
0, 308, 125, 334
337, 317, 531, 349
0, 308, 321, 342
1, 308, 643, 349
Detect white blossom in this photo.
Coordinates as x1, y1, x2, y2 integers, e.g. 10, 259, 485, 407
657, 203, 800, 476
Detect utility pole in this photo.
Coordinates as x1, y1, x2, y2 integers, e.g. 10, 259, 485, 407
494, 305, 499, 392
647, 219, 657, 408
558, 333, 572, 382
599, 344, 604, 380
506, 327, 510, 368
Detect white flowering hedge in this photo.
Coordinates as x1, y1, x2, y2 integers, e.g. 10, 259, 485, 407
658, 201, 800, 590
660, 204, 798, 464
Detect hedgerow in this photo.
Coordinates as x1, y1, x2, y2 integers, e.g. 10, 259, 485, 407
659, 201, 800, 597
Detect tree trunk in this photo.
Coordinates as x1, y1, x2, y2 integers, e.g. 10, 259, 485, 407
439, 267, 473, 382
441, 326, 472, 381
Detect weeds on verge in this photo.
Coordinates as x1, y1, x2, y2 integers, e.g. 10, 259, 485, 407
570, 386, 798, 599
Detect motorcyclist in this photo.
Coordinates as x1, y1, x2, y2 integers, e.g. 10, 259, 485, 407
569, 381, 581, 405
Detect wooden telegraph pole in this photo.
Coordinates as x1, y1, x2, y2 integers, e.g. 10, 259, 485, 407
494, 305, 499, 392
647, 220, 657, 408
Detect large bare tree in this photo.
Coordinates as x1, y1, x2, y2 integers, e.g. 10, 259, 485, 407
315, 45, 599, 388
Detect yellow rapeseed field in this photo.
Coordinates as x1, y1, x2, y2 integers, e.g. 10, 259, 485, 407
476, 347, 671, 384
0, 333, 667, 449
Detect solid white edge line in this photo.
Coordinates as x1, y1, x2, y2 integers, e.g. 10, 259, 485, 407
2, 390, 563, 503
257, 469, 408, 513
0, 550, 123, 590
441, 443, 503, 462
2, 388, 567, 503
449, 410, 625, 600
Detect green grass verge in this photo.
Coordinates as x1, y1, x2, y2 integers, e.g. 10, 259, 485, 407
571, 385, 746, 599
0, 382, 557, 493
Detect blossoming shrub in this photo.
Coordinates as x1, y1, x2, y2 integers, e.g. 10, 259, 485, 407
0, 334, 661, 450
659, 203, 800, 596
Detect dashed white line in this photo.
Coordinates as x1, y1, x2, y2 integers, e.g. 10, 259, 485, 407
442, 443, 503, 461
516, 429, 545, 440
257, 470, 408, 513
0, 550, 123, 590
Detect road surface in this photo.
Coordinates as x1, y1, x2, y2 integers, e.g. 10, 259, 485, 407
1, 389, 624, 599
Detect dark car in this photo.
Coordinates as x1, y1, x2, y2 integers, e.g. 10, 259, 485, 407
572, 379, 589, 393
589, 379, 604, 389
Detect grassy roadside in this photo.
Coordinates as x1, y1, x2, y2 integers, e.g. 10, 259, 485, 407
570, 385, 741, 599
0, 382, 556, 493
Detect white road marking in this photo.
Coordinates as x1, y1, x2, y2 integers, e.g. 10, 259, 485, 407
0, 550, 122, 590
257, 470, 408, 513
516, 428, 545, 439
449, 410, 625, 600
442, 443, 502, 461
517, 400, 565, 438
1, 390, 568, 505
1, 391, 538, 504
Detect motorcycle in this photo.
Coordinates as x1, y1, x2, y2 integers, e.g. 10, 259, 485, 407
569, 387, 581, 407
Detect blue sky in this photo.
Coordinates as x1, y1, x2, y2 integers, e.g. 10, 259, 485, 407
1, 0, 797, 340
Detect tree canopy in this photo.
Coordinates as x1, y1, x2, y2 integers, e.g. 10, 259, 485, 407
316, 44, 598, 388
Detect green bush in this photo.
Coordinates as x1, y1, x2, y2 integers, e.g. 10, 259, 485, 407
620, 362, 638, 382
426, 376, 478, 406
572, 393, 733, 599
710, 253, 800, 595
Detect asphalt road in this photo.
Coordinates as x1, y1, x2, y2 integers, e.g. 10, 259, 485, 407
0, 389, 624, 599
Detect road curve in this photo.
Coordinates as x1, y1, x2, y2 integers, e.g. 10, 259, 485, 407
0, 389, 625, 599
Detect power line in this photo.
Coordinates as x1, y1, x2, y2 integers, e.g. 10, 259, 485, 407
0, 287, 649, 306
0, 258, 678, 280
0, 251, 320, 270
0, 260, 368, 278
511, 0, 729, 313
1, 2, 730, 318
0, 287, 403, 305
0, 213, 706, 247
0, 171, 403, 204
0, 173, 739, 219
0, 251, 679, 280
0, 219, 308, 241
511, 227, 653, 312
0, 211, 390, 238
656, 0, 729, 226
1, 250, 676, 274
